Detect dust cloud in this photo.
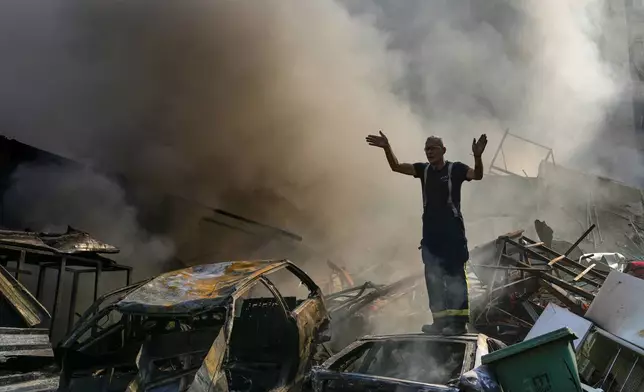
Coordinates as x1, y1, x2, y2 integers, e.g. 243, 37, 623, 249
0, 0, 626, 288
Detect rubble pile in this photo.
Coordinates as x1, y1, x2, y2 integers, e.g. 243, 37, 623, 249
463, 223, 644, 391
0, 263, 59, 391
468, 227, 608, 345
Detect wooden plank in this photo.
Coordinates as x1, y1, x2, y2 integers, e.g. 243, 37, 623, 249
525, 242, 544, 249
548, 255, 565, 266
574, 264, 596, 282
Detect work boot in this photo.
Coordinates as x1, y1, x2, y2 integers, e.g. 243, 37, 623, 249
421, 320, 445, 334
441, 322, 468, 336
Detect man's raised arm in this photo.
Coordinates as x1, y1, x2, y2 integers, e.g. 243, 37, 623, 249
366, 131, 415, 176
467, 134, 488, 181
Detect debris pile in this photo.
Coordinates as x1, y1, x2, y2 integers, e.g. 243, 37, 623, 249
0, 227, 129, 391
0, 263, 59, 391
469, 226, 609, 345
466, 222, 644, 390
324, 273, 425, 351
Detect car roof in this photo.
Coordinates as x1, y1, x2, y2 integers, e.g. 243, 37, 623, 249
319, 333, 490, 370
116, 260, 288, 315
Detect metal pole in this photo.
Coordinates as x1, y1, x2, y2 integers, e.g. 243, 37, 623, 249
601, 347, 622, 389
94, 263, 102, 302
15, 250, 25, 281
564, 224, 596, 256
500, 148, 508, 171
50, 257, 67, 339
618, 357, 639, 392
36, 266, 46, 300
67, 271, 80, 333
507, 132, 554, 151
489, 128, 509, 173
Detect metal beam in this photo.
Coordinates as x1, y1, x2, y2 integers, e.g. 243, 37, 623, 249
506, 238, 607, 282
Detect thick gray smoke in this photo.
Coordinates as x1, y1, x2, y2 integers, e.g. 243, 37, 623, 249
345, 0, 625, 171
2, 164, 175, 279
0, 1, 626, 284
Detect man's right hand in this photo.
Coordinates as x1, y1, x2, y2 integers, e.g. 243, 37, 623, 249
366, 131, 389, 148
366, 130, 414, 175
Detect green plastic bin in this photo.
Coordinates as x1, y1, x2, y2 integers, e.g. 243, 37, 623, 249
481, 327, 582, 392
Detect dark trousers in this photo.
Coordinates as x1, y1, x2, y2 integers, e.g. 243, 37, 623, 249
421, 245, 470, 326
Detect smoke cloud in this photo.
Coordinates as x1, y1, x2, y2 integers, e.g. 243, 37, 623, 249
0, 0, 627, 285
2, 164, 175, 277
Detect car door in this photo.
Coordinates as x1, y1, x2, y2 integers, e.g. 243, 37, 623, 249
264, 264, 329, 385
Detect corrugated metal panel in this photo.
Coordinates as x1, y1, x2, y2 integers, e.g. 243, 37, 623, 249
0, 265, 49, 327
0, 328, 53, 360
0, 227, 118, 255
0, 371, 59, 392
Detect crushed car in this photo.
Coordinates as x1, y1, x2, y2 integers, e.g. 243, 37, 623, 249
56, 259, 330, 392
311, 333, 505, 392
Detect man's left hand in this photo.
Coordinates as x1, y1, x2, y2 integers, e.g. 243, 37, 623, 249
472, 134, 488, 157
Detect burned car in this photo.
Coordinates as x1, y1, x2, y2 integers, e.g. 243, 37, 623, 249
311, 333, 504, 392
57, 260, 329, 392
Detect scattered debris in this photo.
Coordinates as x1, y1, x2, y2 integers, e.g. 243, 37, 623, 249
0, 227, 131, 340
0, 264, 59, 391
505, 269, 644, 391
324, 260, 355, 295
0, 227, 127, 391
324, 273, 424, 351
469, 227, 610, 345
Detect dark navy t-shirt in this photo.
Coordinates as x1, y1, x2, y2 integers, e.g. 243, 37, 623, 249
413, 161, 471, 262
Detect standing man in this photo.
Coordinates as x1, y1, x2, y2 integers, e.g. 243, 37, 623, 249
366, 131, 487, 335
